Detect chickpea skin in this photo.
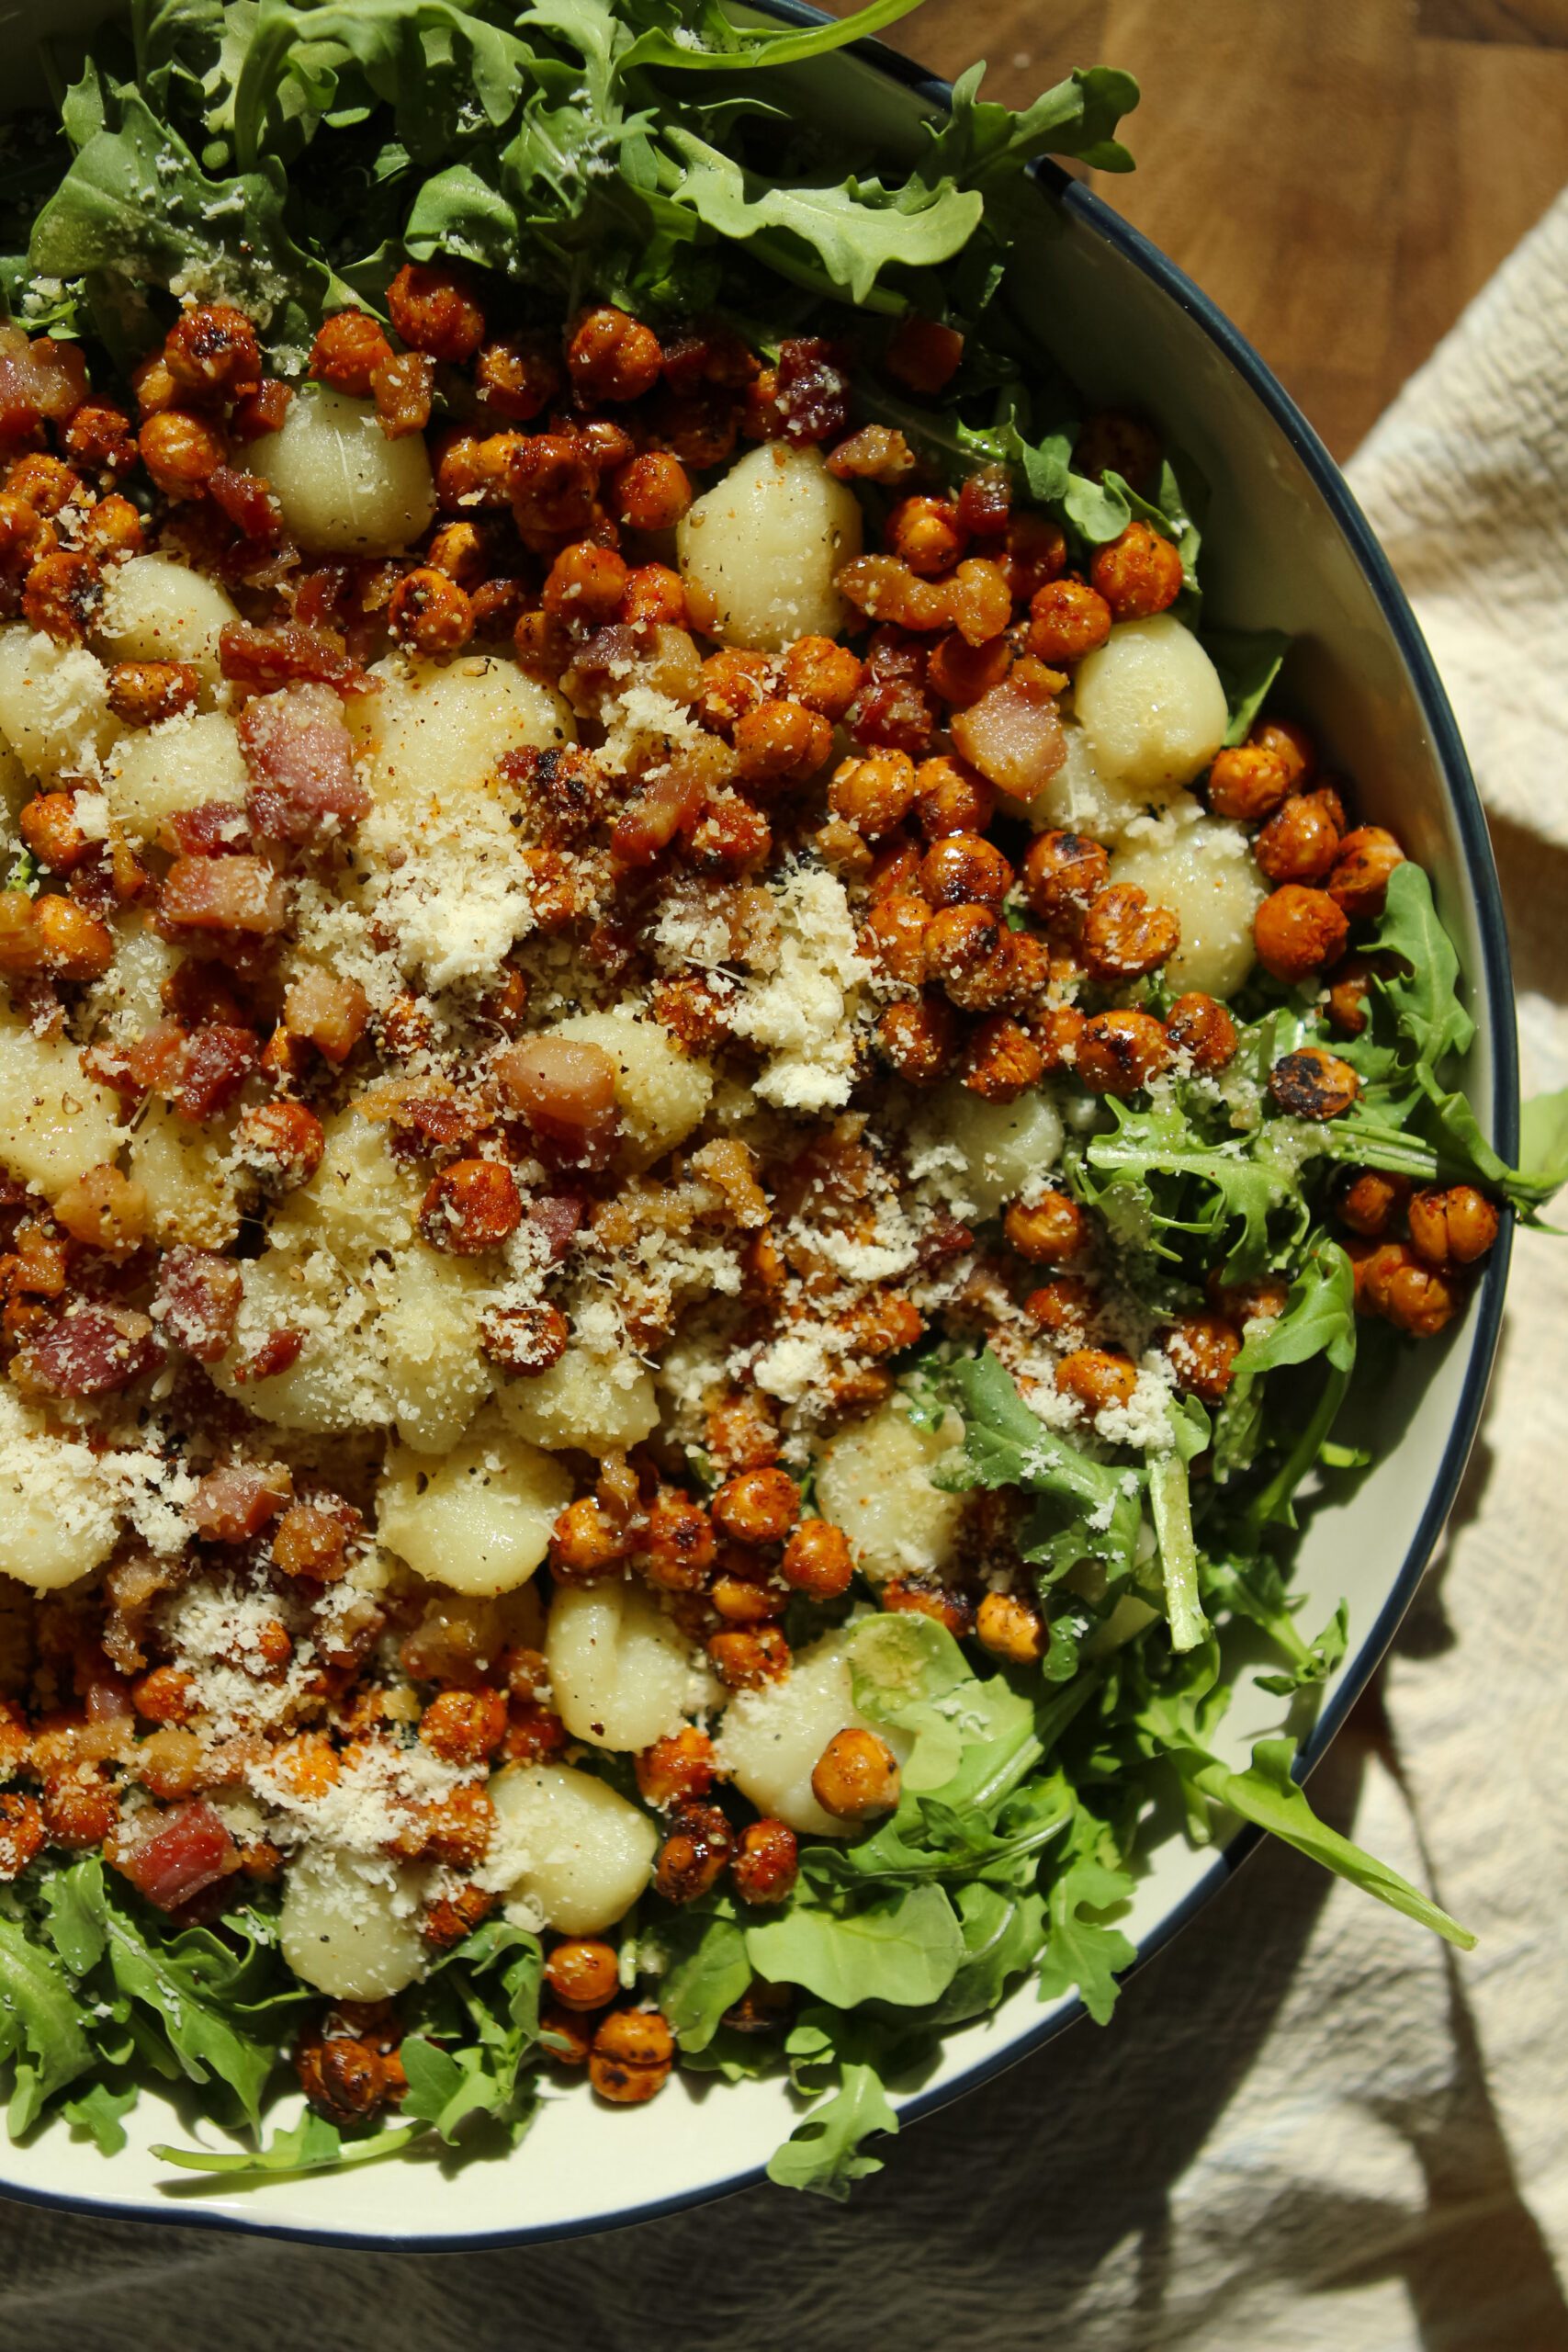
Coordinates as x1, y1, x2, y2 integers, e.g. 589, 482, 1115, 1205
545, 1939, 621, 2012
811, 1728, 902, 1820
589, 2008, 675, 2104
1089, 520, 1183, 619
976, 1590, 1046, 1666
1408, 1185, 1500, 1267
1004, 1191, 1089, 1265
1253, 885, 1350, 984
1080, 883, 1180, 983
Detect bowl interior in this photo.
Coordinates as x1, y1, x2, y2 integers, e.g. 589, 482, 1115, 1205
0, 18, 1515, 2248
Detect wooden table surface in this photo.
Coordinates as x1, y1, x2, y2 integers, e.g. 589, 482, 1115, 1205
824, 0, 1568, 457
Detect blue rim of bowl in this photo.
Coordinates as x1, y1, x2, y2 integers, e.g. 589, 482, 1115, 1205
0, 4, 1518, 2254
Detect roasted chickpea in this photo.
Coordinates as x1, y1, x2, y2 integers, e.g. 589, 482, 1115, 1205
1164, 1311, 1241, 1402
41, 1766, 119, 1849
541, 2001, 593, 2066
542, 540, 628, 624
962, 1014, 1045, 1102
922, 904, 1011, 1011
1081, 883, 1180, 982
976, 1590, 1045, 1666
139, 410, 226, 498
107, 659, 200, 728
811, 1728, 901, 1820
1055, 1347, 1138, 1412
829, 749, 919, 838
913, 755, 994, 841
1254, 789, 1344, 885
1325, 954, 1378, 1037
234, 1101, 326, 1190
82, 494, 144, 563
1253, 885, 1349, 983
589, 2007, 675, 2104
1207, 741, 1292, 822
713, 1467, 799, 1546
387, 565, 474, 656
1327, 827, 1405, 920
1021, 830, 1110, 930
707, 1626, 790, 1690
733, 698, 833, 786
272, 1504, 350, 1582
569, 306, 662, 403
1335, 1167, 1410, 1239
613, 450, 693, 531
637, 1726, 717, 1809
1026, 576, 1112, 665
64, 401, 139, 474
164, 303, 262, 397
781, 634, 864, 721
310, 311, 394, 396
642, 1487, 717, 1592
419, 1688, 508, 1765
1408, 1184, 1500, 1267
476, 331, 561, 423
1167, 991, 1238, 1072
549, 1496, 631, 1581
655, 1801, 736, 1904
1075, 1009, 1174, 1094
731, 1817, 799, 1906
860, 892, 931, 985
1023, 1275, 1096, 1338
23, 549, 102, 643
1268, 1046, 1360, 1121
780, 1519, 854, 1600
387, 263, 485, 361
544, 1939, 620, 2012
1089, 520, 1182, 619
32, 894, 115, 980
1354, 1241, 1461, 1336
919, 832, 1012, 910
419, 1159, 522, 1253
131, 1666, 197, 1726
876, 992, 959, 1082
886, 494, 966, 576
1004, 1191, 1089, 1265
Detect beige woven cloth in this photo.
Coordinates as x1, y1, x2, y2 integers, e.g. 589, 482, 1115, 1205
4, 198, 1568, 2352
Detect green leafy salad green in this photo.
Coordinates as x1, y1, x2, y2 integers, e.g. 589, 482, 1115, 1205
0, 0, 1564, 2208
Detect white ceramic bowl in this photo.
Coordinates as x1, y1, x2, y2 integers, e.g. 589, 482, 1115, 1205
1, 6, 1516, 2248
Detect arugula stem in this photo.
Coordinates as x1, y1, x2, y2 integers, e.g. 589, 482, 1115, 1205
1242, 1363, 1349, 1546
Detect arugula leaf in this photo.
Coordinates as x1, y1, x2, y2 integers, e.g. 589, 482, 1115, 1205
1148, 1397, 1208, 1653
947, 1349, 1143, 1577
744, 1884, 964, 2009
1035, 1822, 1135, 2026
0, 1908, 96, 2139
624, 0, 931, 77
658, 1905, 752, 2054
766, 2052, 898, 2199
926, 1882, 1047, 2026
924, 59, 1141, 182
1075, 1098, 1301, 1283
154, 2109, 424, 2176
62, 2078, 139, 2155
1203, 626, 1292, 746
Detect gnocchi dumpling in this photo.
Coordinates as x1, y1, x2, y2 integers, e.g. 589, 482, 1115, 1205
487, 1761, 658, 1934
493, 1343, 660, 1456
128, 1102, 238, 1250
546, 1578, 714, 1752
678, 442, 863, 651
921, 1083, 1065, 1221
716, 1626, 896, 1839
816, 1401, 968, 1587
0, 1012, 127, 1202
351, 651, 574, 820
375, 1413, 573, 1596
246, 386, 437, 556
103, 711, 250, 844
271, 1108, 423, 1264
548, 1012, 714, 1171
279, 1847, 427, 1999
95, 553, 240, 684
0, 1391, 119, 1590
1073, 615, 1228, 802
0, 628, 114, 779
1111, 818, 1267, 1000
378, 1248, 495, 1454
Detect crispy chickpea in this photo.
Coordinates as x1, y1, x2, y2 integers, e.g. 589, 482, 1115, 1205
1004, 1190, 1089, 1265
927, 628, 1012, 708
963, 1013, 1045, 1102
811, 1727, 901, 1820
1167, 991, 1238, 1072
641, 1487, 716, 1594
860, 892, 931, 985
976, 1590, 1045, 1666
83, 494, 144, 563
19, 791, 88, 872
886, 494, 966, 576
272, 1503, 350, 1582
1251, 717, 1317, 789
1023, 1275, 1096, 1338
1327, 826, 1405, 920
139, 410, 226, 498
731, 1817, 798, 1906
733, 698, 833, 786
1268, 1046, 1360, 1121
919, 832, 1012, 910
388, 565, 474, 656
1089, 520, 1183, 619
33, 895, 115, 980
637, 1726, 717, 1809
589, 2007, 675, 2104
1164, 1311, 1241, 1402
310, 311, 394, 395
1075, 1010, 1174, 1094
107, 659, 200, 728
542, 539, 628, 626
1080, 883, 1180, 982
876, 993, 959, 1082
164, 303, 262, 397
41, 1766, 119, 1849
0, 491, 51, 573
1253, 885, 1349, 983
1021, 830, 1110, 930
1207, 741, 1292, 822
1325, 954, 1378, 1037
235, 1100, 327, 1191
64, 400, 138, 473
1254, 788, 1343, 886
541, 2001, 593, 2066
569, 306, 662, 402
655, 1800, 736, 1904
475, 331, 561, 422
425, 519, 489, 586
8, 455, 82, 515
1408, 1184, 1500, 1267
1055, 1347, 1138, 1412
545, 1939, 620, 2011
1027, 576, 1112, 665
781, 634, 864, 721
713, 1466, 799, 1546
423, 1884, 498, 1947
419, 1159, 522, 1254
612, 450, 693, 532
707, 1625, 790, 1690
388, 262, 485, 361
23, 549, 102, 643
1336, 1167, 1410, 1239
912, 755, 994, 841
0, 1793, 47, 1882
1355, 1241, 1461, 1336
131, 1665, 197, 1726
829, 748, 919, 838
943, 557, 1012, 648
419, 1688, 508, 1766
781, 1519, 854, 1600
551, 1496, 631, 1581
51, 1165, 147, 1255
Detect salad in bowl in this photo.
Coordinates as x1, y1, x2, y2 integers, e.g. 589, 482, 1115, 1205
0, 0, 1558, 2221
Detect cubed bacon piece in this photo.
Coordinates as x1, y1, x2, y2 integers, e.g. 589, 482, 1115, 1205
949, 659, 1066, 799
152, 1246, 243, 1362
283, 968, 369, 1065
209, 465, 285, 544
164, 801, 253, 857
493, 1038, 621, 1169
218, 619, 376, 696
525, 1191, 587, 1262
125, 1018, 191, 1096
161, 855, 288, 934
239, 683, 371, 844
233, 1328, 303, 1384
190, 1461, 294, 1541
174, 1023, 258, 1122
0, 329, 88, 438
13, 1304, 163, 1396
116, 1802, 237, 1912
610, 764, 708, 868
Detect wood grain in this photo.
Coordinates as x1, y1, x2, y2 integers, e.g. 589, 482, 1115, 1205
821, 0, 1568, 457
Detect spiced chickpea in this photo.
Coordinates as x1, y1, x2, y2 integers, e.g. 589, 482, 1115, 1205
64, 400, 138, 473
1408, 1185, 1500, 1267
18, 793, 88, 872
83, 494, 144, 563
1335, 1168, 1410, 1239
33, 896, 116, 980
730, 1818, 799, 1907
235, 1101, 326, 1189
1167, 991, 1238, 1072
476, 332, 561, 422
913, 755, 994, 841
1205, 741, 1292, 822
419, 1160, 522, 1253
1268, 1046, 1360, 1122
707, 1625, 790, 1689
23, 550, 102, 643
387, 566, 474, 656
1075, 1010, 1174, 1094
589, 2008, 675, 2104
655, 1801, 736, 1904
713, 1467, 799, 1546
877, 993, 959, 1082
829, 749, 918, 838
1055, 1347, 1138, 1412
1089, 520, 1183, 619
542, 540, 627, 624
921, 903, 1008, 1003
310, 311, 394, 396
963, 1014, 1045, 1102
1247, 717, 1317, 790
569, 306, 662, 402
1004, 1191, 1089, 1265
550, 1497, 631, 1581
164, 303, 262, 397
919, 832, 1012, 910
1253, 885, 1349, 983
107, 660, 200, 728
387, 262, 485, 361
860, 893, 931, 985
419, 1688, 508, 1766
8, 454, 81, 516
782, 634, 864, 720
976, 1590, 1046, 1666
637, 1726, 717, 1809
1327, 827, 1405, 920
1254, 788, 1344, 885
0, 1795, 47, 1882
811, 1728, 901, 1820
1355, 1242, 1461, 1337
1027, 576, 1112, 665
541, 2002, 593, 2066
1081, 883, 1180, 983
1022, 830, 1110, 930
886, 494, 966, 576
1164, 1312, 1241, 1402
733, 698, 833, 786
612, 450, 693, 532
1325, 955, 1378, 1037
1024, 1275, 1096, 1338
781, 1519, 854, 1600
544, 1939, 620, 2012
139, 410, 226, 498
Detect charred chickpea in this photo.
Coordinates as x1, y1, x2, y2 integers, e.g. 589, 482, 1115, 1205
550, 1496, 631, 1581
41, 1768, 119, 1849
1081, 883, 1180, 983
619, 561, 687, 628
387, 262, 485, 361
588, 2008, 675, 2105
1327, 826, 1405, 920
963, 1013, 1045, 1102
654, 1801, 736, 1904
64, 400, 138, 473
419, 1159, 522, 1253
1408, 1184, 1500, 1267
107, 660, 200, 728
1027, 576, 1113, 665
388, 566, 474, 655
476, 331, 562, 422
1075, 1010, 1174, 1094
637, 1725, 717, 1809
272, 1504, 350, 1582
919, 831, 1012, 910
1023, 1275, 1096, 1337
829, 748, 918, 838
782, 634, 864, 720
479, 1301, 570, 1377
860, 892, 931, 985
707, 1625, 790, 1690
164, 303, 262, 398
781, 1519, 854, 1600
1268, 1046, 1360, 1122
234, 1101, 326, 1189
425, 519, 489, 586
82, 494, 144, 563
19, 792, 89, 872
419, 1688, 509, 1766
139, 410, 226, 498
1355, 1242, 1461, 1337
612, 450, 694, 531
876, 994, 959, 1083
7, 455, 80, 517
1253, 885, 1349, 984
1164, 1311, 1241, 1402
131, 1666, 197, 1726
1089, 520, 1183, 619
885, 494, 966, 576
23, 550, 102, 643
568, 305, 662, 403
976, 1590, 1046, 1666
1251, 717, 1317, 790
923, 903, 1015, 1012
541, 2003, 593, 2067
295, 2025, 404, 2128
1325, 955, 1378, 1037
1335, 1167, 1410, 1239
733, 698, 833, 786
731, 1818, 799, 1906
1004, 1191, 1089, 1265
542, 540, 627, 624
1206, 741, 1292, 822
544, 1939, 620, 2012
912, 756, 994, 841
1055, 1347, 1138, 1412
1167, 991, 1238, 1072
1254, 787, 1344, 886
310, 311, 394, 395
643, 1487, 717, 1593
811, 1728, 901, 1821
1022, 830, 1111, 931
927, 629, 1012, 708
713, 1467, 799, 1546
0, 492, 51, 573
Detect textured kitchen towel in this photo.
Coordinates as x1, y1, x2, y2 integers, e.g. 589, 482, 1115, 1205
6, 195, 1568, 2352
